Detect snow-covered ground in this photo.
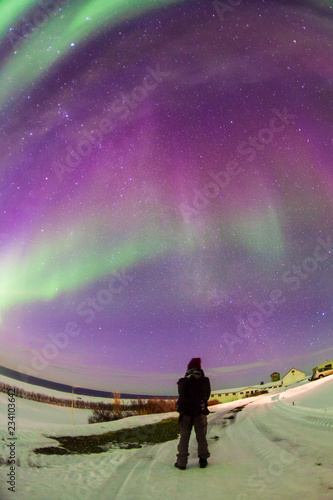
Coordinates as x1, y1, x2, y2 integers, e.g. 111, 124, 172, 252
0, 374, 127, 406
1, 375, 332, 500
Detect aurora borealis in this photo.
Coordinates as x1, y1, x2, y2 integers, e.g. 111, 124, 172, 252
0, 0, 332, 395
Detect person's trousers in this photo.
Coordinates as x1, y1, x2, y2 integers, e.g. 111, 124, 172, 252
176, 414, 210, 467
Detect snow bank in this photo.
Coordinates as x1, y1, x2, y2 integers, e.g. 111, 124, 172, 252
0, 376, 332, 500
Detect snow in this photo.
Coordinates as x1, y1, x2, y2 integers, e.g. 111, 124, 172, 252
1, 375, 333, 499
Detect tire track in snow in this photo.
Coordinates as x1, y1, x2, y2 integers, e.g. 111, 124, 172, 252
226, 401, 327, 500
234, 398, 333, 499
92, 441, 179, 500
273, 398, 333, 429
94, 404, 252, 500
303, 414, 333, 427
112, 445, 164, 500
206, 402, 270, 498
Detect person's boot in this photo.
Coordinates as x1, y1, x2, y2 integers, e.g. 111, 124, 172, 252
174, 462, 186, 470
199, 457, 207, 468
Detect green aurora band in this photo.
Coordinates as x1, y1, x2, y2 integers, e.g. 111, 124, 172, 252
0, 0, 179, 105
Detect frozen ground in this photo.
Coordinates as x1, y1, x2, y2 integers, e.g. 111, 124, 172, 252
0, 375, 332, 499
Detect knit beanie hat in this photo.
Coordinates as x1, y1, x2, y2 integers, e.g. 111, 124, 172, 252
187, 358, 201, 370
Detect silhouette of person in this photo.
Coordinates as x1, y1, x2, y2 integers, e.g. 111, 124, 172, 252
175, 358, 211, 469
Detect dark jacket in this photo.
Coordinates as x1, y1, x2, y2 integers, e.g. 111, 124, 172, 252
176, 368, 211, 416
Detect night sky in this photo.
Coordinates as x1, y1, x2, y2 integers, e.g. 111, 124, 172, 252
0, 0, 332, 396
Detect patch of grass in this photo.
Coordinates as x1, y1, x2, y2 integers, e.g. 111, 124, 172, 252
34, 417, 179, 455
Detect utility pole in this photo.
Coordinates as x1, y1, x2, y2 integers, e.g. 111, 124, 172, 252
71, 386, 78, 425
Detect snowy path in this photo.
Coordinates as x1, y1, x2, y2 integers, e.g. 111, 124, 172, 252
1, 377, 332, 499
91, 389, 333, 500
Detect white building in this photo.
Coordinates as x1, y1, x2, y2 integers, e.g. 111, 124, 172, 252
209, 383, 280, 404
209, 367, 306, 404
281, 368, 305, 386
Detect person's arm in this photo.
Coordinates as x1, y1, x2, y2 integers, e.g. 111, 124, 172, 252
178, 378, 185, 397
176, 378, 185, 413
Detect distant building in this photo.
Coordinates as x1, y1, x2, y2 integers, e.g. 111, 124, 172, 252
282, 368, 306, 386
209, 367, 306, 405
271, 372, 280, 382
209, 386, 272, 404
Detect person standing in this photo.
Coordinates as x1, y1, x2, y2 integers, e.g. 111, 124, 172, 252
175, 358, 211, 470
